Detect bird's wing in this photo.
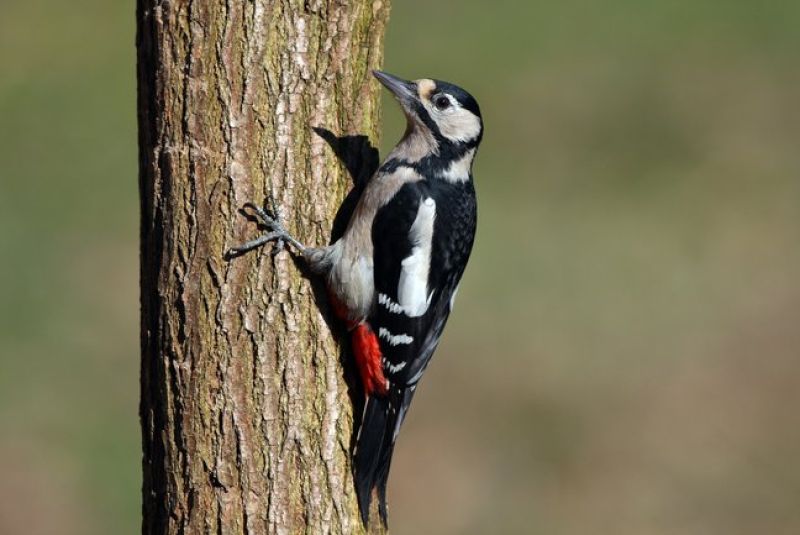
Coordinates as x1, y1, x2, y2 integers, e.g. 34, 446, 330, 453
369, 179, 475, 392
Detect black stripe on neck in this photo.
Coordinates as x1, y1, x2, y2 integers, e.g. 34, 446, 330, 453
380, 141, 475, 180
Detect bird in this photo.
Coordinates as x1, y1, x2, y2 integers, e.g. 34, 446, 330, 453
228, 70, 483, 527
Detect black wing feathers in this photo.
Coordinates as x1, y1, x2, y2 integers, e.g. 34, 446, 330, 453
371, 184, 420, 313
372, 179, 477, 386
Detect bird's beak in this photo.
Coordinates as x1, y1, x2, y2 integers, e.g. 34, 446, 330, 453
372, 70, 416, 107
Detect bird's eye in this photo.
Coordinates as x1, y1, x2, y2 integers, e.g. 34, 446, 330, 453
433, 94, 451, 110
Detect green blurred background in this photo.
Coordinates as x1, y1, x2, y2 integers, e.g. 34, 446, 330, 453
1, 1, 799, 533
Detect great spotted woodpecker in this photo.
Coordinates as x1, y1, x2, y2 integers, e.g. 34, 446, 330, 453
228, 71, 482, 526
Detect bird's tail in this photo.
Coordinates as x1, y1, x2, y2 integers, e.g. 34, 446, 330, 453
353, 393, 398, 527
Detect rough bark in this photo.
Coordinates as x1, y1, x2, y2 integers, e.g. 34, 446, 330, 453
137, 1, 390, 533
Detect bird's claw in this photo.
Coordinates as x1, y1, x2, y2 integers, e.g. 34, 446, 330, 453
243, 200, 286, 235
271, 237, 286, 258
226, 197, 303, 259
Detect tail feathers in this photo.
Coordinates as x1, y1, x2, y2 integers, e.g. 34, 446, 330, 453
354, 395, 396, 527
375, 442, 395, 524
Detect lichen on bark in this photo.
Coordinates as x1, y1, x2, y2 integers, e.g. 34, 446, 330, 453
137, 1, 391, 533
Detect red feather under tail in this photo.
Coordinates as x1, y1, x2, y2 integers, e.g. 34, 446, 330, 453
327, 291, 387, 396
352, 323, 388, 396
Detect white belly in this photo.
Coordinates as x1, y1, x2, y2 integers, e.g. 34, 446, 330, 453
327, 240, 374, 321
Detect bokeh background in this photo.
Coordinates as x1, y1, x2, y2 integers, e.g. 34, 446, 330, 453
1, 1, 799, 533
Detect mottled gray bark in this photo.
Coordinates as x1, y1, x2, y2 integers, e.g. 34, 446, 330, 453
137, 0, 390, 532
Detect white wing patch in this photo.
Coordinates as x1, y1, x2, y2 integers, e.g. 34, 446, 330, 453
398, 197, 436, 317
384, 359, 407, 374
378, 328, 414, 347
378, 293, 405, 314
449, 284, 460, 311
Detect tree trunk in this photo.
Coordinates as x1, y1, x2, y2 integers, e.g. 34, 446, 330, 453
137, 1, 390, 533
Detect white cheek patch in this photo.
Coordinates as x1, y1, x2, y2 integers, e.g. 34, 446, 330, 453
438, 110, 482, 143
398, 197, 436, 317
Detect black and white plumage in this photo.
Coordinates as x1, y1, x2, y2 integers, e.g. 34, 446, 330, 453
227, 70, 483, 527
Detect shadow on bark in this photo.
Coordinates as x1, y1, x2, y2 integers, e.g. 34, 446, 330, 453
230, 125, 382, 468
312, 126, 381, 458
310, 126, 381, 463
312, 126, 380, 243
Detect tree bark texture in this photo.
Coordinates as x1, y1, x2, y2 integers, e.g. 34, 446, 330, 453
137, 1, 390, 533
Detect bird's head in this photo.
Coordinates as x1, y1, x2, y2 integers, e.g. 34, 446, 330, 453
373, 71, 483, 154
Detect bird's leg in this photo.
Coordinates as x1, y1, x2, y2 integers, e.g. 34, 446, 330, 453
226, 199, 307, 258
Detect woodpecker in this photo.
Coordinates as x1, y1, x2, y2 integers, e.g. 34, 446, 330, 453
228, 71, 482, 526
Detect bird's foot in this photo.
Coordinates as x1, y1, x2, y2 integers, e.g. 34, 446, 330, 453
226, 198, 305, 259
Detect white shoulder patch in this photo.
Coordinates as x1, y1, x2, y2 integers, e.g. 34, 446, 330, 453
398, 197, 436, 317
